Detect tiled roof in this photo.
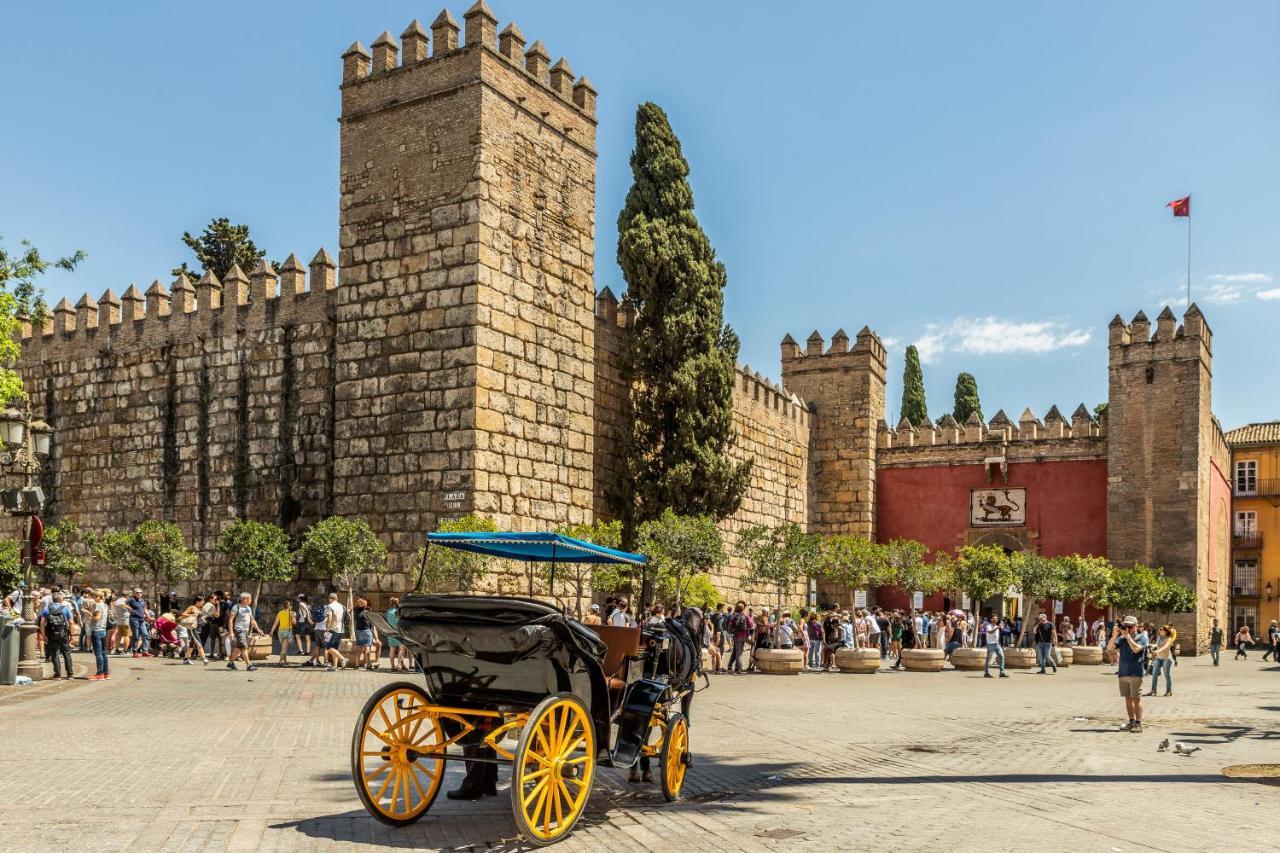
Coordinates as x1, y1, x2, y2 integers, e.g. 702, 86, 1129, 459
1224, 422, 1280, 446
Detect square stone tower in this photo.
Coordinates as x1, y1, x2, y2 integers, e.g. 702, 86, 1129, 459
1106, 304, 1230, 648
780, 327, 886, 533
335, 3, 599, 573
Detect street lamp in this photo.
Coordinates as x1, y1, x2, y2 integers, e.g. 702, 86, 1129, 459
0, 404, 54, 682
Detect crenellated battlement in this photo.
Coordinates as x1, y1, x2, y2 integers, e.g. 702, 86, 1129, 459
19, 249, 338, 362
1108, 303, 1211, 363
340, 4, 597, 120
781, 324, 887, 366
878, 403, 1103, 451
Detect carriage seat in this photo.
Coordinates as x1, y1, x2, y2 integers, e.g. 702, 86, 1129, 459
584, 624, 643, 694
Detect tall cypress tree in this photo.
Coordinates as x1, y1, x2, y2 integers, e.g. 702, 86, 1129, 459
953, 372, 983, 423
900, 345, 927, 426
613, 102, 752, 539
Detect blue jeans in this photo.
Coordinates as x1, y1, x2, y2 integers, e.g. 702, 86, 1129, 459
1150, 657, 1172, 693
129, 618, 148, 653
984, 643, 1004, 673
807, 642, 822, 669
1210, 643, 1221, 666
944, 641, 961, 659
1036, 642, 1057, 672
91, 629, 109, 675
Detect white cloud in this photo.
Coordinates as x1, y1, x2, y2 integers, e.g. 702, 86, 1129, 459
1258, 288, 1280, 301
1151, 272, 1277, 307
879, 336, 900, 349
1209, 272, 1273, 284
911, 317, 1092, 365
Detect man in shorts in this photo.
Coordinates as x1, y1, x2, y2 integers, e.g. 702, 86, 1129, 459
1111, 615, 1149, 732
225, 592, 261, 672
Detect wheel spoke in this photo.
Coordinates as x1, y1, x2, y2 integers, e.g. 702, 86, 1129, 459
376, 761, 395, 803
558, 732, 585, 760
564, 755, 590, 764
551, 777, 564, 829
533, 780, 551, 834
377, 703, 397, 737
408, 763, 428, 806
363, 762, 393, 784
522, 775, 549, 808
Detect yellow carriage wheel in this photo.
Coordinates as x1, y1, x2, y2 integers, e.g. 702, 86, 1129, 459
660, 712, 690, 802
510, 693, 595, 846
351, 682, 445, 826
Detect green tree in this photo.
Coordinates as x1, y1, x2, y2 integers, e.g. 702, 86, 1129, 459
946, 544, 1015, 618
537, 518, 625, 617
953, 372, 982, 425
1057, 554, 1113, 623
613, 102, 752, 569
819, 535, 892, 608
900, 345, 927, 426
636, 510, 726, 612
39, 520, 89, 585
735, 522, 821, 643
1011, 553, 1066, 644
1093, 402, 1108, 422
1148, 572, 1197, 615
217, 520, 295, 608
93, 521, 198, 607
667, 572, 721, 612
415, 513, 498, 595
300, 517, 387, 637
1100, 562, 1162, 619
0, 237, 85, 404
172, 217, 272, 281
0, 540, 20, 593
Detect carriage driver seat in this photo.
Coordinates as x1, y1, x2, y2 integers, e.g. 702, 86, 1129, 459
585, 624, 643, 703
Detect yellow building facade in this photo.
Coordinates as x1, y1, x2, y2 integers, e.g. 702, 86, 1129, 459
1226, 422, 1280, 637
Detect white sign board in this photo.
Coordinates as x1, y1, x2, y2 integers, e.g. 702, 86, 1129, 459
970, 488, 1026, 526
1053, 600, 1064, 615
853, 589, 868, 608
961, 593, 971, 610
912, 591, 924, 609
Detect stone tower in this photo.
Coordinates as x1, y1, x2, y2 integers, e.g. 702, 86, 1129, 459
780, 326, 886, 599
335, 3, 599, 571
1106, 304, 1230, 648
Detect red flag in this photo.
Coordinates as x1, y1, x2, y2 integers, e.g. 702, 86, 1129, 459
1167, 196, 1190, 217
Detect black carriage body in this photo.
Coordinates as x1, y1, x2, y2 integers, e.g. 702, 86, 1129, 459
393, 594, 611, 734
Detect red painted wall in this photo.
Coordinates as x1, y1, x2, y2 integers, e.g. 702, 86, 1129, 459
1208, 458, 1230, 583
871, 459, 1108, 615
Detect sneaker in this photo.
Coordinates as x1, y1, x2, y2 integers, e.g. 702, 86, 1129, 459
246, 665, 257, 672
103, 673, 110, 679
1130, 722, 1143, 733
88, 674, 102, 681
226, 662, 237, 670
998, 672, 1008, 678
132, 653, 141, 658
325, 664, 335, 672
142, 652, 153, 658
983, 672, 993, 678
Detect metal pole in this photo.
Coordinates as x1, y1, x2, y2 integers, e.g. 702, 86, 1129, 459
16, 407, 42, 681
1186, 211, 1192, 309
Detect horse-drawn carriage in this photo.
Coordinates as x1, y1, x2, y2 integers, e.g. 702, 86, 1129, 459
352, 532, 705, 846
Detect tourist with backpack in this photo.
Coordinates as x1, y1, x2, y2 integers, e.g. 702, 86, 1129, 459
725, 601, 752, 673
309, 596, 330, 666
80, 588, 110, 680
293, 594, 313, 657
39, 590, 76, 679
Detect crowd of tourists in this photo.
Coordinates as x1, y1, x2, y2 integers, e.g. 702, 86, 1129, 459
2, 583, 420, 680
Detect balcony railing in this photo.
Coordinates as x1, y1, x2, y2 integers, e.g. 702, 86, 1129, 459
1233, 532, 1264, 551
1234, 479, 1280, 497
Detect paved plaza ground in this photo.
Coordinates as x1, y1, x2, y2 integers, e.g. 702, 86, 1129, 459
2, 651, 1279, 851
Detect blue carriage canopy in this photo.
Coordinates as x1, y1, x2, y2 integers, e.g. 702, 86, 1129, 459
425, 531, 648, 565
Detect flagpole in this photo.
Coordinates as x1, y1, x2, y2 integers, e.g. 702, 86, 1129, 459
1186, 210, 1192, 308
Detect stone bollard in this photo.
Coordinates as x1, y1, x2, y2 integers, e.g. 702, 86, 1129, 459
1073, 645, 1103, 665
754, 647, 804, 675
1003, 648, 1038, 669
949, 647, 987, 671
899, 648, 945, 672
834, 647, 881, 673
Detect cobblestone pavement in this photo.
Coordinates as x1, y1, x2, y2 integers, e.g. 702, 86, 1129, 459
2, 652, 1279, 851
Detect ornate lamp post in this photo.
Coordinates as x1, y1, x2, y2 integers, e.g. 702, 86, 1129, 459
0, 405, 53, 682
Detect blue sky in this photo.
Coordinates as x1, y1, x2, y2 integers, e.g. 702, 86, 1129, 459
4, 1, 1278, 430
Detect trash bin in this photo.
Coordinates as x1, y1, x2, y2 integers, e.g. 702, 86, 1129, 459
0, 615, 18, 685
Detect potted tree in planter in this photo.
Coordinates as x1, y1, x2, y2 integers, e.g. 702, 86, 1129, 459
890, 541, 947, 671
1058, 554, 1113, 665
820, 535, 890, 673
95, 521, 199, 616
734, 522, 820, 674
1007, 553, 1066, 669
218, 520, 295, 661
637, 510, 726, 615
945, 544, 1014, 671
301, 517, 387, 663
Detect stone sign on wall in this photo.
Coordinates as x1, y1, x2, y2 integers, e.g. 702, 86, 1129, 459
970, 488, 1026, 526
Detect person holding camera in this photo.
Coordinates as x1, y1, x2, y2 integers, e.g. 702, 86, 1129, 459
1111, 616, 1149, 732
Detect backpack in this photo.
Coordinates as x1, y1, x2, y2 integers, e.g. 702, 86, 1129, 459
45, 607, 69, 641
728, 613, 745, 634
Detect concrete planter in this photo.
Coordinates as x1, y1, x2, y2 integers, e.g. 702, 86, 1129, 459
1072, 646, 1103, 665
834, 647, 881, 673
754, 647, 804, 675
949, 647, 987, 671
1057, 647, 1074, 667
1003, 648, 1038, 669
249, 634, 273, 661
899, 648, 945, 672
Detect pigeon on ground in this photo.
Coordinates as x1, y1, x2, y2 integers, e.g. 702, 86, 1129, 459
1157, 739, 1169, 752
1175, 744, 1201, 756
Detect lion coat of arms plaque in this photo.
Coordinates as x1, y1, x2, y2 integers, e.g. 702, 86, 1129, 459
971, 488, 1026, 526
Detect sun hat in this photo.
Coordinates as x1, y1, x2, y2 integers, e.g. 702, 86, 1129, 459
1122, 615, 1139, 626
590, 603, 600, 612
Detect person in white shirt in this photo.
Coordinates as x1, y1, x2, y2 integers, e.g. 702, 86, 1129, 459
983, 615, 1007, 678
608, 597, 632, 627
322, 593, 347, 671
